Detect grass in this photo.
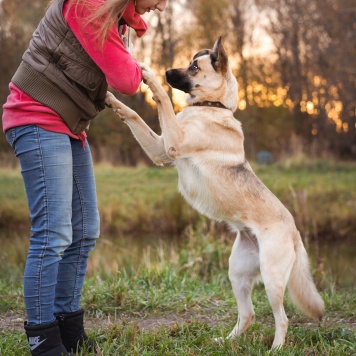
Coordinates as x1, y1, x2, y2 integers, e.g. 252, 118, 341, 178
0, 228, 355, 355
1, 160, 356, 239
0, 160, 355, 354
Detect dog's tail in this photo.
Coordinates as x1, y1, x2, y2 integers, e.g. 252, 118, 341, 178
287, 234, 324, 320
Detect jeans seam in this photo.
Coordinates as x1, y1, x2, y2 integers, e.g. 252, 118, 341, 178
5, 128, 15, 147
35, 126, 50, 324
71, 171, 86, 309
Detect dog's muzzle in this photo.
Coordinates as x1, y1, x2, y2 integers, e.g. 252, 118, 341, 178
165, 69, 192, 93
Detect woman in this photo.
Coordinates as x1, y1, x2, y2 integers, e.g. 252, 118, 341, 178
2, 0, 167, 355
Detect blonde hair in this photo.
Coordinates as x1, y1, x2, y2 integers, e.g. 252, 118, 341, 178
47, 0, 131, 48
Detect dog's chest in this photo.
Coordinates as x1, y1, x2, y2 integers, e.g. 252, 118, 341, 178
175, 158, 216, 218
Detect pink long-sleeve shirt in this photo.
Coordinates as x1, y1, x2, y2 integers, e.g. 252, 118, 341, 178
2, 0, 147, 142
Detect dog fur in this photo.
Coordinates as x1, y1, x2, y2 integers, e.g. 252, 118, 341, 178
105, 37, 324, 348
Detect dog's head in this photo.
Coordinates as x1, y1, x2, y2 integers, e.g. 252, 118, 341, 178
165, 37, 238, 112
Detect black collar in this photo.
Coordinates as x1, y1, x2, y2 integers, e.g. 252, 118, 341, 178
192, 101, 230, 110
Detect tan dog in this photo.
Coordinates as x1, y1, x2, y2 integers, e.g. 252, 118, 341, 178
105, 37, 324, 348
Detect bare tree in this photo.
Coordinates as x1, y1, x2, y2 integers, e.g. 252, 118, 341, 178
255, 0, 356, 156
0, 0, 48, 154
315, 0, 356, 155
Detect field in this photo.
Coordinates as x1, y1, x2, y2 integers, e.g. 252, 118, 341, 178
0, 161, 355, 355
1, 160, 356, 239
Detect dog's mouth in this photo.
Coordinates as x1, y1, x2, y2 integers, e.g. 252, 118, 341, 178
165, 69, 192, 93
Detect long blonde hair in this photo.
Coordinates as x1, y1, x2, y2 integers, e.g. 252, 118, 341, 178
47, 0, 131, 48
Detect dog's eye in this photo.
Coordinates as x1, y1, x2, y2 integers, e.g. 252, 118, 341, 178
189, 63, 200, 72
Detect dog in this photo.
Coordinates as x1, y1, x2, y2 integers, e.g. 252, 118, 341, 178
105, 37, 324, 348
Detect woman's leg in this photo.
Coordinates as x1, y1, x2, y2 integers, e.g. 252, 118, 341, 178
6, 125, 74, 325
53, 138, 99, 353
54, 138, 100, 314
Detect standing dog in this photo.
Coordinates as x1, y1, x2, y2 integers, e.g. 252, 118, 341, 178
105, 37, 324, 348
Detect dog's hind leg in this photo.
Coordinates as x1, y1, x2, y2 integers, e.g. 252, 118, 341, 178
259, 228, 296, 348
224, 229, 260, 340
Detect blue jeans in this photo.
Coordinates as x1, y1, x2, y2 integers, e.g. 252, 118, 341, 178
6, 125, 100, 325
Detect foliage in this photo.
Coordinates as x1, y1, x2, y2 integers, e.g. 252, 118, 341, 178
254, 0, 356, 155
0, 0, 48, 156
237, 105, 296, 157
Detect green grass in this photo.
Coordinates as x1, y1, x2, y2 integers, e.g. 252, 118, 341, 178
1, 267, 355, 354
0, 160, 355, 354
0, 228, 355, 355
1, 160, 355, 239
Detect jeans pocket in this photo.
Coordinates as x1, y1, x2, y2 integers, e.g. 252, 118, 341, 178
5, 129, 15, 148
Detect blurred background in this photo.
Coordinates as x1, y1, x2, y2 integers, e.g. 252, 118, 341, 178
0, 0, 355, 288
0, 0, 355, 165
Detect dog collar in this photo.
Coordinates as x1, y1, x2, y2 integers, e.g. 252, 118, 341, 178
192, 101, 230, 110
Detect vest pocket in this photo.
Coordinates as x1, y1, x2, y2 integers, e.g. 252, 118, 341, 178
55, 55, 104, 94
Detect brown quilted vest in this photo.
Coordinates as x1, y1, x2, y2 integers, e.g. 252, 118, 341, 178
11, 0, 108, 134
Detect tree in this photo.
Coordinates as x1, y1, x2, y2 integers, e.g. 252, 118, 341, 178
255, 0, 356, 157
142, 0, 180, 101
315, 0, 356, 155
0, 0, 48, 157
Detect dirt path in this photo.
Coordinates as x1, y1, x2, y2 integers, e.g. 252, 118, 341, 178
0, 311, 222, 333
2, 310, 355, 334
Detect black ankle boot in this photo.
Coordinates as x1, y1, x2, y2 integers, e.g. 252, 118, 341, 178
24, 320, 74, 356
56, 309, 97, 354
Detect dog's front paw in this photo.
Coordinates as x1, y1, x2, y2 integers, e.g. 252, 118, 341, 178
105, 91, 135, 121
139, 62, 155, 78
105, 91, 116, 108
138, 62, 160, 92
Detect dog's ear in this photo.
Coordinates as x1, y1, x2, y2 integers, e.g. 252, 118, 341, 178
211, 36, 228, 74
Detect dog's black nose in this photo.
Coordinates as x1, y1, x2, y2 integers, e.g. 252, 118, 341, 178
165, 70, 173, 80
165, 69, 181, 83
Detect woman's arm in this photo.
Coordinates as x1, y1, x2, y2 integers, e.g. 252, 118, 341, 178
63, 1, 142, 95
